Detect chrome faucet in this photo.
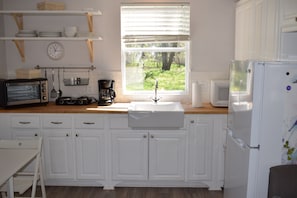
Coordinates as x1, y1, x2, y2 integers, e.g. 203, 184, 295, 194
152, 79, 160, 103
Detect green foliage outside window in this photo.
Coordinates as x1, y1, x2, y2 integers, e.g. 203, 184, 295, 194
124, 42, 186, 92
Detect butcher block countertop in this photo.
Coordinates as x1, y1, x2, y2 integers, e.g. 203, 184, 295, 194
0, 102, 228, 114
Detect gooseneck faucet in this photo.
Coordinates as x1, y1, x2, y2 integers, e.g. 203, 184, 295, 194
152, 79, 160, 103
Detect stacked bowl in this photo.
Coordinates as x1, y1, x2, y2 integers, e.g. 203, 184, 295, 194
64, 26, 78, 37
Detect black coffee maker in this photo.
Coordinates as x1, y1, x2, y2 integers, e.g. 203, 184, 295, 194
98, 80, 116, 106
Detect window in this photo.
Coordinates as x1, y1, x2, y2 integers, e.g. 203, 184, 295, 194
121, 3, 190, 95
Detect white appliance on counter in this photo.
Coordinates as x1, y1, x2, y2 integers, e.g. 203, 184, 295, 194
224, 60, 297, 198
210, 80, 229, 107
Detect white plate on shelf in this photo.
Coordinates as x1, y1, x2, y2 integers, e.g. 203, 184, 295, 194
15, 33, 37, 37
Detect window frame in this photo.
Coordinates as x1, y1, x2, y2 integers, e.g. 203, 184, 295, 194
121, 3, 190, 96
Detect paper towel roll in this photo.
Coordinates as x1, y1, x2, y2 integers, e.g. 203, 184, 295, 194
192, 82, 202, 107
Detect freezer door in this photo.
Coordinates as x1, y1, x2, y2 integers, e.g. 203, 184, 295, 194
224, 131, 258, 198
228, 60, 255, 145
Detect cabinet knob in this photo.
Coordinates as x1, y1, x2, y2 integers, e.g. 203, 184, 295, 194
190, 120, 195, 124
150, 135, 154, 138
143, 135, 147, 138
34, 133, 38, 137
76, 134, 79, 137
66, 133, 69, 137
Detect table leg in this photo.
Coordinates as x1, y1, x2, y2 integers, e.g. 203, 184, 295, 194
7, 177, 14, 198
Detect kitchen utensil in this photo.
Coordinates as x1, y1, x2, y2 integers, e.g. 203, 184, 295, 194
57, 69, 62, 97
44, 69, 47, 78
50, 69, 57, 98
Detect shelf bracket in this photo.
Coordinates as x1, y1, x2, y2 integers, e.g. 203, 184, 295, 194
11, 13, 23, 30
86, 39, 94, 63
86, 13, 93, 32
12, 40, 25, 62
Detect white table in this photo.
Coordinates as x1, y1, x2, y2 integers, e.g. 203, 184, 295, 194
0, 149, 38, 198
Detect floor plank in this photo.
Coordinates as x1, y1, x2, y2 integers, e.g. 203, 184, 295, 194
4, 186, 224, 198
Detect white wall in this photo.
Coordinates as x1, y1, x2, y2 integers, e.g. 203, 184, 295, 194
1, 0, 235, 103
0, 0, 7, 78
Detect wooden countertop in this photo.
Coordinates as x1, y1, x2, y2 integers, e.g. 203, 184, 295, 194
0, 102, 228, 114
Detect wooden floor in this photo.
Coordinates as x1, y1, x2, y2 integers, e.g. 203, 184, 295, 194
10, 186, 224, 198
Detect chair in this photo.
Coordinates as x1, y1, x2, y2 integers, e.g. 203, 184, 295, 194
0, 137, 46, 198
268, 164, 297, 198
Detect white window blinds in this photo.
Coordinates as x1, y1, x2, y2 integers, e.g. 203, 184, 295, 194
121, 3, 190, 43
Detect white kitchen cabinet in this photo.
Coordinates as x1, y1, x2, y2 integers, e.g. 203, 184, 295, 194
43, 129, 74, 179
111, 131, 148, 180
281, 0, 297, 58
0, 112, 227, 189
42, 114, 106, 182
74, 115, 105, 180
149, 131, 186, 181
235, 0, 280, 60
0, 115, 12, 139
42, 115, 75, 180
282, 0, 297, 17
213, 115, 227, 188
10, 115, 41, 139
187, 116, 212, 181
262, 0, 280, 60
9, 115, 41, 173
75, 130, 105, 180
111, 130, 186, 181
235, 0, 255, 60
187, 114, 227, 190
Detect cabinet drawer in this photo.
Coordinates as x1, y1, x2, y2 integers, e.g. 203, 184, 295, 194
42, 116, 72, 129
74, 115, 104, 129
109, 115, 129, 129
11, 115, 40, 128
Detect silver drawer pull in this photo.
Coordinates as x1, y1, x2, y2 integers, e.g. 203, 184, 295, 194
51, 121, 63, 125
19, 121, 31, 124
83, 122, 95, 125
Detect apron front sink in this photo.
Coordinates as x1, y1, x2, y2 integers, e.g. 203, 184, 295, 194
128, 102, 184, 129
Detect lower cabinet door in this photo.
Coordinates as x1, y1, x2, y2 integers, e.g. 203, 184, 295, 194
149, 131, 186, 181
187, 117, 212, 180
43, 130, 75, 179
75, 130, 105, 180
111, 131, 148, 180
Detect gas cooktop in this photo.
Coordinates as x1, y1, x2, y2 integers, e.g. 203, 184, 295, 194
55, 96, 97, 105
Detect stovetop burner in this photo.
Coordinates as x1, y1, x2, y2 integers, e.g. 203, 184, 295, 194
56, 96, 97, 105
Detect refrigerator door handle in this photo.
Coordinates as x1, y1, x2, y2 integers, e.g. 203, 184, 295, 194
246, 144, 260, 150
227, 128, 260, 150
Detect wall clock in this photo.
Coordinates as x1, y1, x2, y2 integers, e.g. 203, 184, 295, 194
47, 42, 64, 60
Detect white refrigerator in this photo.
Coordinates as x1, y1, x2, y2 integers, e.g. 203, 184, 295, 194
224, 60, 297, 198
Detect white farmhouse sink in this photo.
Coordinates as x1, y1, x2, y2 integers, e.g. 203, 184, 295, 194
128, 102, 184, 129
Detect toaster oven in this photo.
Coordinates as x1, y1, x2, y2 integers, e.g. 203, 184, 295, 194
0, 78, 48, 108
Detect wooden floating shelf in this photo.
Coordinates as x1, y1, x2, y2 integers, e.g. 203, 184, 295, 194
0, 37, 103, 41
0, 37, 102, 63
0, 10, 102, 62
0, 10, 102, 15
